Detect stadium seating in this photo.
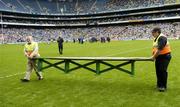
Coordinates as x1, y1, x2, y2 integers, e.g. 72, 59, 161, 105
0, 22, 178, 44
0, 0, 178, 15
0, 0, 179, 44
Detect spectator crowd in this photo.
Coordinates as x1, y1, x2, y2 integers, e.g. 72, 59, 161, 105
0, 22, 178, 44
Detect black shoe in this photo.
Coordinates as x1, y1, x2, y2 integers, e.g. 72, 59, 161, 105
21, 79, 29, 82
158, 87, 166, 92
38, 77, 43, 80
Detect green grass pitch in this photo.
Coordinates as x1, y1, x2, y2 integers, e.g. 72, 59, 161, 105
0, 40, 180, 107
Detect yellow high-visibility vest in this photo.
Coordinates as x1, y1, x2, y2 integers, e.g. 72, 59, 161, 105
24, 42, 38, 55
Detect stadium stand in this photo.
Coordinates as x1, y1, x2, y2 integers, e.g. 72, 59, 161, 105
0, 0, 178, 15
0, 0, 180, 44
0, 22, 178, 43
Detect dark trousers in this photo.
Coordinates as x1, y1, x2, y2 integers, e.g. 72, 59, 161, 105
58, 44, 63, 54
155, 53, 171, 88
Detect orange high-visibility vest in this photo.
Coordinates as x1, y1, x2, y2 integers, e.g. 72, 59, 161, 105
152, 34, 171, 55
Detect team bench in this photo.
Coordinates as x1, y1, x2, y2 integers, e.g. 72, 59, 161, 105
35, 57, 153, 76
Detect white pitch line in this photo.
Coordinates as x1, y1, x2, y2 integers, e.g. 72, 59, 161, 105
0, 72, 24, 79
105, 47, 149, 57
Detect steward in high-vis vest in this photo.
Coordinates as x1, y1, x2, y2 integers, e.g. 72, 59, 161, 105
152, 34, 171, 55
151, 27, 171, 92
21, 36, 43, 82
